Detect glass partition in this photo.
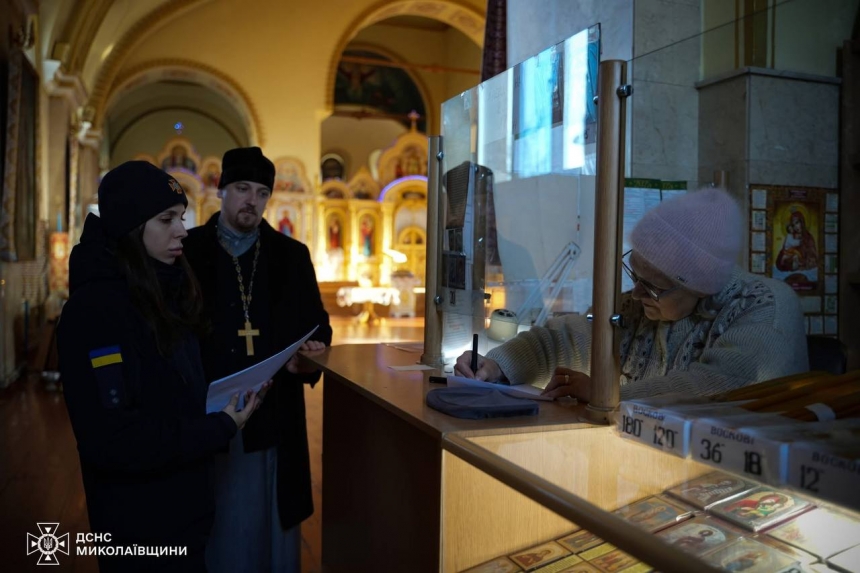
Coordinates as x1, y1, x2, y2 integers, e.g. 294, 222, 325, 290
435, 1, 852, 569
432, 0, 847, 367
437, 25, 601, 366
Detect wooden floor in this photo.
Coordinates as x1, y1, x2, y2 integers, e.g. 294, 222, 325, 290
0, 316, 424, 572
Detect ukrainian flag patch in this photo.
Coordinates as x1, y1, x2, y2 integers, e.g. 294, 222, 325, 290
89, 346, 123, 368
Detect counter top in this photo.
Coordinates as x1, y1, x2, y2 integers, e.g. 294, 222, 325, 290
302, 344, 592, 439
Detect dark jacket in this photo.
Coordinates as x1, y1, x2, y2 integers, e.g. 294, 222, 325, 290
183, 214, 332, 531
58, 214, 237, 572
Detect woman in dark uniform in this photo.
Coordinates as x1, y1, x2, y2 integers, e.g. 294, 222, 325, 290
58, 161, 263, 572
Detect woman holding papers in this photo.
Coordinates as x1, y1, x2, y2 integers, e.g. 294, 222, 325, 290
58, 161, 264, 573
455, 188, 808, 401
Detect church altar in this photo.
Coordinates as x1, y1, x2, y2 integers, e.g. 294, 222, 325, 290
135, 118, 430, 293
336, 286, 401, 324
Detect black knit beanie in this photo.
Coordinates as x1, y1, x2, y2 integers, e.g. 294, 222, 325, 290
98, 161, 188, 239
217, 147, 275, 190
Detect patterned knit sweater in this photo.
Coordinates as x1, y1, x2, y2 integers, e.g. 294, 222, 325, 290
486, 269, 809, 399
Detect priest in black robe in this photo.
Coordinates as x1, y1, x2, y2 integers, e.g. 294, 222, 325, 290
183, 147, 332, 573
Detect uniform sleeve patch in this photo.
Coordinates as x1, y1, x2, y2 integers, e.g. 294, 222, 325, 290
89, 345, 123, 368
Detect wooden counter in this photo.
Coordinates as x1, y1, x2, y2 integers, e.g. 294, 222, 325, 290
303, 344, 590, 572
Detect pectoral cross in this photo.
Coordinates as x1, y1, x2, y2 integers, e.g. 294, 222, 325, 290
238, 320, 260, 356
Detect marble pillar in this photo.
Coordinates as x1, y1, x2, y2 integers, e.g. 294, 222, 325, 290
46, 96, 71, 233
697, 67, 841, 265
507, 0, 633, 65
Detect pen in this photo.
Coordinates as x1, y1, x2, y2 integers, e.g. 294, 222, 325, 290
470, 333, 479, 373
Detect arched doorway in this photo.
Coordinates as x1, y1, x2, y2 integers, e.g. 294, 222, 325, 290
316, 6, 483, 292
101, 62, 259, 173
394, 225, 426, 283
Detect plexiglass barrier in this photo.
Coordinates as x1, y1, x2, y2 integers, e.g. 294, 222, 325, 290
434, 25, 602, 367
429, 0, 848, 369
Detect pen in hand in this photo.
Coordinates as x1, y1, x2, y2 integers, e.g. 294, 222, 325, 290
470, 333, 478, 373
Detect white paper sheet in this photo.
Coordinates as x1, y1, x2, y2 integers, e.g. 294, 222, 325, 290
205, 326, 319, 413
388, 364, 436, 371
446, 375, 554, 401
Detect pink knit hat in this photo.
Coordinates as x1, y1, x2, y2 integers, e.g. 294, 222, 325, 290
630, 188, 742, 295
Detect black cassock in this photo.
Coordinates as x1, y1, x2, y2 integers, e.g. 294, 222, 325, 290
184, 213, 332, 531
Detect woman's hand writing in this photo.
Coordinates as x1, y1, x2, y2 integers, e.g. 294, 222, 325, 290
453, 351, 504, 381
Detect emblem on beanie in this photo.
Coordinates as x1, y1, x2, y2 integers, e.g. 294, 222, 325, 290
168, 179, 184, 194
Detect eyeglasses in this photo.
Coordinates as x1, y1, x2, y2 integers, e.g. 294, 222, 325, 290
621, 250, 683, 302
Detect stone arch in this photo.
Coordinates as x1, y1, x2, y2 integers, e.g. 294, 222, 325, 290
101, 59, 263, 146
324, 0, 485, 113
87, 0, 212, 127
336, 41, 435, 130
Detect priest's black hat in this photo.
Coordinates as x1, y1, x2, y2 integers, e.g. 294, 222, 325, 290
218, 147, 275, 190
98, 161, 187, 239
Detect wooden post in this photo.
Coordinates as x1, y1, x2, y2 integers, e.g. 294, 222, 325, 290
421, 136, 445, 367
841, 39, 860, 370
585, 60, 627, 424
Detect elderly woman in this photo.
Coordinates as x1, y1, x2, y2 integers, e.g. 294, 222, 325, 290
455, 188, 808, 401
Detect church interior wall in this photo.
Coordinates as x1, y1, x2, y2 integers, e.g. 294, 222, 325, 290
701, 0, 737, 79
320, 116, 406, 181
115, 0, 353, 174
773, 0, 858, 77
105, 81, 252, 163
698, 70, 840, 259
37, 0, 75, 63
110, 109, 240, 167
630, 0, 702, 188
697, 0, 846, 268
45, 95, 71, 235
350, 23, 482, 134
444, 26, 485, 97
1, 0, 855, 378
0, 0, 22, 386
507, 0, 633, 66
111, 0, 481, 179
697, 73, 749, 200
746, 73, 840, 191
0, 0, 52, 387
79, 0, 174, 91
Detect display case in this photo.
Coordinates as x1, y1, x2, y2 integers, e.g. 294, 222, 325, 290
441, 425, 860, 572
311, 340, 860, 572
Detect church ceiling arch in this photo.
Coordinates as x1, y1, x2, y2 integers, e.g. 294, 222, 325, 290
48, 0, 114, 75
103, 59, 263, 146
335, 44, 430, 132
109, 105, 246, 157
86, 0, 213, 129
325, 0, 484, 113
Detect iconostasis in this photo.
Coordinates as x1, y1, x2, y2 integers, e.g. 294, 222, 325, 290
134, 128, 429, 289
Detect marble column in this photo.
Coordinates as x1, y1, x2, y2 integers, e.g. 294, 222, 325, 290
630, 0, 701, 187
76, 135, 102, 240
507, 0, 633, 65
698, 68, 841, 266
839, 39, 859, 369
